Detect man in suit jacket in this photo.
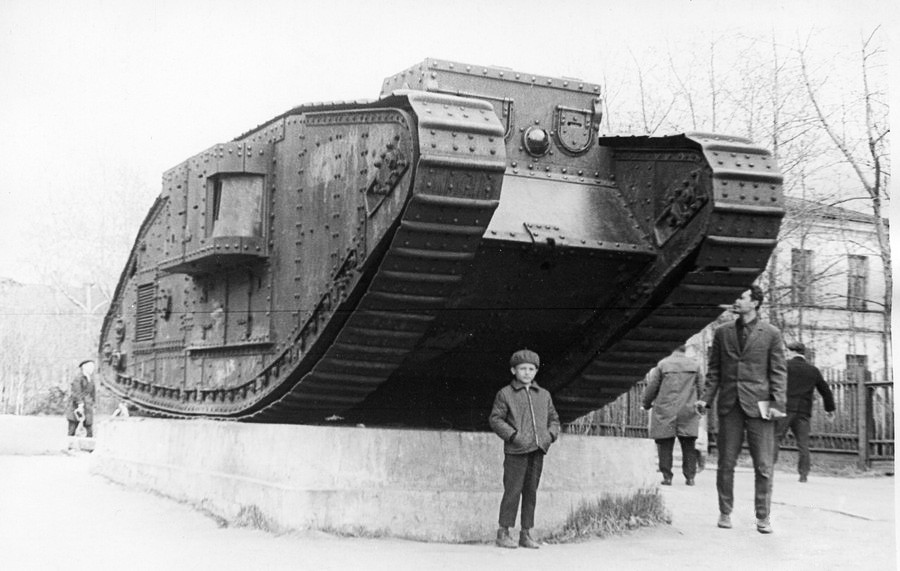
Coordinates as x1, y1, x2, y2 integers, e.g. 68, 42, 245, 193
774, 341, 835, 482
696, 286, 787, 534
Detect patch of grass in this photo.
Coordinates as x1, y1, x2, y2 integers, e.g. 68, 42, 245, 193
544, 488, 671, 543
316, 524, 391, 539
234, 504, 281, 533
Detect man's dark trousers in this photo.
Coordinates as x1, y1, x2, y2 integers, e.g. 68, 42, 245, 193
656, 436, 697, 480
774, 412, 812, 476
716, 406, 775, 519
499, 450, 544, 528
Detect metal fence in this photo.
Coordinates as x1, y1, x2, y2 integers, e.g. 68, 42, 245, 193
564, 368, 894, 468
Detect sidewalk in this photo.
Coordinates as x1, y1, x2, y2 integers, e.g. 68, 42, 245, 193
0, 452, 895, 571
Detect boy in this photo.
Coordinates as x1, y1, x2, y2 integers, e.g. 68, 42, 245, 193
489, 349, 560, 549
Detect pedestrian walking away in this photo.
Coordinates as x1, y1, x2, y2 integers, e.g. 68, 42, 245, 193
642, 345, 702, 486
696, 286, 787, 534
489, 349, 560, 550
774, 341, 836, 482
66, 359, 97, 440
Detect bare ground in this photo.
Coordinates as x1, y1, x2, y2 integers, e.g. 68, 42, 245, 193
0, 446, 895, 571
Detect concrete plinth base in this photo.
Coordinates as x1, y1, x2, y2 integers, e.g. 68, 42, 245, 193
91, 418, 656, 542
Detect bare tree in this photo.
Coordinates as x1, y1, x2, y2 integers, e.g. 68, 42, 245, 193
798, 27, 891, 374
0, 160, 154, 414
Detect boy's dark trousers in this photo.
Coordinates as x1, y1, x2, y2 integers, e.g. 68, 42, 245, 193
499, 450, 544, 528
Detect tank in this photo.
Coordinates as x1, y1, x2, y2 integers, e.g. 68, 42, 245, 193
98, 59, 783, 429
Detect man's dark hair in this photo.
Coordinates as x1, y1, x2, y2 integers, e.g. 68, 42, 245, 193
786, 341, 806, 355
749, 285, 764, 310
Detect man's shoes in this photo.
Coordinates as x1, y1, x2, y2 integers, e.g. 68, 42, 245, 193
495, 527, 517, 549
519, 529, 540, 549
685, 478, 695, 486
799, 474, 808, 483
661, 476, 673, 486
756, 517, 773, 534
717, 513, 732, 529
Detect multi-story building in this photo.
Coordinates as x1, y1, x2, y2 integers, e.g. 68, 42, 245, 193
682, 197, 889, 379
760, 197, 890, 380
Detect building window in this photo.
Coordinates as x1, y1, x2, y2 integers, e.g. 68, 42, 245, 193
847, 255, 868, 310
208, 175, 264, 238
846, 354, 870, 382
791, 248, 813, 305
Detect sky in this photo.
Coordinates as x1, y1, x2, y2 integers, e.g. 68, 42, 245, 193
0, 0, 896, 284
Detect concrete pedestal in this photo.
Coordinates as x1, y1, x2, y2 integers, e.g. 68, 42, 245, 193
91, 418, 656, 542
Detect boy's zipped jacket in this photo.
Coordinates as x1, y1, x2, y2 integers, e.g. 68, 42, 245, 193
489, 380, 561, 454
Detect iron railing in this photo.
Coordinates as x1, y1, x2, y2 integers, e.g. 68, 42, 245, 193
564, 369, 894, 468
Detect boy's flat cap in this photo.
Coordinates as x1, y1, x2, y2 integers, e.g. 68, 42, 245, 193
510, 349, 540, 368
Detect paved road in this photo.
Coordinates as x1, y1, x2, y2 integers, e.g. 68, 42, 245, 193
0, 451, 895, 571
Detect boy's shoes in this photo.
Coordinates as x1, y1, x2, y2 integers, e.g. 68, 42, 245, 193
717, 513, 732, 529
756, 517, 773, 534
519, 529, 540, 549
685, 478, 695, 486
661, 476, 673, 486
495, 528, 517, 549
799, 474, 808, 483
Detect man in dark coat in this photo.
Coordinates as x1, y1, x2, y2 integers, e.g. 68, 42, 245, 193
774, 342, 835, 482
697, 286, 787, 534
489, 349, 560, 550
642, 345, 702, 486
65, 359, 97, 438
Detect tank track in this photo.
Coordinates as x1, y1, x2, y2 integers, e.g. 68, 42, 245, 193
101, 92, 506, 422
550, 133, 784, 421
250, 92, 506, 422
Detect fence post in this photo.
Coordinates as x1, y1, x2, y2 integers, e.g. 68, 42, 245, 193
622, 388, 631, 437
856, 376, 870, 470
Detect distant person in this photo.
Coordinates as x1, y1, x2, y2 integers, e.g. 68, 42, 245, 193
774, 342, 836, 482
66, 359, 97, 438
489, 349, 560, 549
696, 286, 787, 534
111, 401, 130, 418
642, 345, 702, 486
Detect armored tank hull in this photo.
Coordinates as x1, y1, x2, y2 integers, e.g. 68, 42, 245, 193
98, 59, 783, 429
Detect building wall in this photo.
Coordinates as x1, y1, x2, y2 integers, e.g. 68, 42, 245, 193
762, 203, 889, 375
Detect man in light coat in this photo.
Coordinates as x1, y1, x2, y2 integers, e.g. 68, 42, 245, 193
696, 286, 787, 534
642, 345, 702, 486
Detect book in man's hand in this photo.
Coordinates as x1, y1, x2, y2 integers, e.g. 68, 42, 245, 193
757, 400, 787, 420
